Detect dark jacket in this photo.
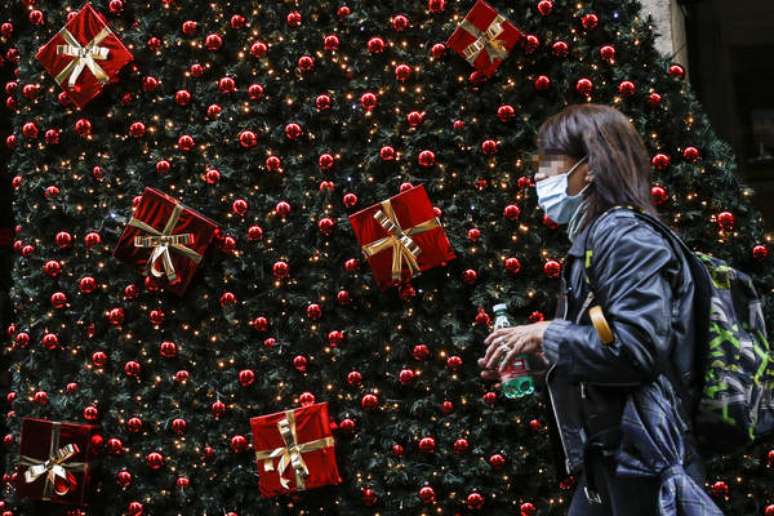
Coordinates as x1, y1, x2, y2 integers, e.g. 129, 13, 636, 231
540, 207, 703, 477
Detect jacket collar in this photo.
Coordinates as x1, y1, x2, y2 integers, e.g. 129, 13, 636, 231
567, 220, 594, 257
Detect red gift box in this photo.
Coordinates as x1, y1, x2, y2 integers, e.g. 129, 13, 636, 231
35, 2, 134, 109
17, 418, 97, 505
446, 0, 521, 77
251, 402, 342, 498
348, 185, 456, 289
113, 187, 219, 296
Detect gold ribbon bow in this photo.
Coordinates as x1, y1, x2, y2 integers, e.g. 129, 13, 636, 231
55, 26, 111, 88
19, 422, 87, 500
458, 14, 510, 65
129, 201, 203, 282
361, 199, 441, 282
254, 409, 335, 491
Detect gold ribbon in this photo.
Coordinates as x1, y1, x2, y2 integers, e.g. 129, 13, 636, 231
19, 422, 87, 501
254, 409, 335, 491
129, 201, 203, 282
55, 27, 111, 88
361, 199, 441, 282
458, 14, 510, 65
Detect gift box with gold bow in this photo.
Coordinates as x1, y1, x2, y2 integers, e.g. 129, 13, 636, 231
251, 402, 342, 498
35, 2, 133, 109
348, 185, 456, 289
113, 187, 219, 296
17, 418, 97, 505
446, 0, 521, 77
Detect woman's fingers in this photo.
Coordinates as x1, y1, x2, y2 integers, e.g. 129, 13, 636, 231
498, 339, 525, 372
479, 368, 500, 381
483, 327, 511, 347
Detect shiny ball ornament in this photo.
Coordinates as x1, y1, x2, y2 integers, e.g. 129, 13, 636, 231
481, 139, 498, 155
339, 418, 356, 432
552, 40, 569, 57
247, 225, 263, 241
176, 476, 190, 490
239, 130, 257, 148
346, 370, 362, 386
108, 0, 123, 14
51, 292, 67, 309
647, 92, 662, 108
0, 22, 12, 38
521, 501, 537, 515
91, 351, 108, 367
600, 44, 616, 61
717, 211, 735, 231
418, 436, 436, 453
265, 155, 282, 172
651, 185, 669, 206
467, 492, 484, 510
323, 34, 339, 51
537, 0, 553, 16
84, 231, 101, 248
123, 361, 140, 377
238, 369, 255, 387
147, 36, 162, 51
534, 75, 551, 91
149, 309, 165, 325
668, 63, 686, 79
207, 104, 222, 119
360, 92, 378, 111
231, 199, 248, 216
765, 505, 774, 516
107, 437, 124, 454
251, 316, 269, 332
361, 393, 379, 410
412, 344, 431, 361
418, 486, 436, 503
391, 443, 405, 457
319, 180, 335, 192
475, 308, 491, 327
293, 354, 308, 373
453, 438, 469, 454
275, 200, 291, 217
107, 307, 125, 326
272, 261, 289, 278
287, 10, 302, 27
204, 33, 222, 51
503, 204, 521, 220
15, 332, 30, 347
452, 119, 465, 130
544, 259, 562, 278
483, 391, 497, 405
204, 168, 220, 185
428, 0, 446, 13
160, 341, 177, 358
395, 63, 413, 82
299, 392, 316, 406
128, 502, 143, 515
342, 193, 358, 208
407, 111, 424, 127
117, 470, 132, 488
44, 129, 60, 145
524, 34, 540, 54
529, 418, 543, 431
146, 451, 164, 470
297, 55, 315, 72
126, 417, 142, 433
398, 368, 415, 385
41, 333, 59, 350
45, 185, 61, 199
318, 153, 335, 170
250, 40, 268, 58
379, 146, 396, 161
231, 435, 248, 453
217, 77, 236, 94
22, 121, 39, 139
710, 480, 728, 497
467, 227, 481, 241
28, 9, 44, 25
33, 391, 48, 405
284, 123, 303, 140
446, 355, 463, 370
175, 89, 191, 106
248, 84, 264, 100
440, 400, 454, 414
683, 146, 701, 161
431, 42, 446, 58
418, 149, 436, 168
171, 418, 187, 435
362, 487, 378, 506
328, 330, 344, 346
155, 160, 171, 175
581, 13, 599, 30
489, 453, 506, 469
219, 291, 237, 306
316, 94, 332, 111
83, 405, 99, 421
211, 400, 226, 418
178, 135, 195, 152
576, 78, 593, 96
391, 14, 410, 31
181, 20, 197, 35
497, 104, 515, 122
504, 257, 522, 274
337, 290, 351, 305
129, 121, 146, 138
651, 153, 671, 171
306, 303, 322, 320
92, 166, 105, 180
618, 80, 636, 96
752, 244, 769, 261
142, 76, 159, 92
462, 269, 478, 285
55, 231, 72, 249
367, 36, 385, 54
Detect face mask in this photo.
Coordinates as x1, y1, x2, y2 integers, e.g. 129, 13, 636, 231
535, 155, 590, 224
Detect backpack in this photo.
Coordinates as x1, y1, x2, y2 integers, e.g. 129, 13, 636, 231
582, 204, 774, 456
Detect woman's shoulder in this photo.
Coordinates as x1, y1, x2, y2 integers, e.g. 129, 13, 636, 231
591, 207, 672, 251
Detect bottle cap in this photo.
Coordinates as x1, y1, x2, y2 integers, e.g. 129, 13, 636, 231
492, 303, 507, 312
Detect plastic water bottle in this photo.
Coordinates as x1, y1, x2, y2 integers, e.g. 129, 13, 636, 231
492, 303, 535, 399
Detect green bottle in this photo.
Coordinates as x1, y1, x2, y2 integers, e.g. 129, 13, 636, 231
492, 304, 535, 399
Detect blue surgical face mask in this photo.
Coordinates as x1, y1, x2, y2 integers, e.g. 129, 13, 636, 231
535, 155, 590, 224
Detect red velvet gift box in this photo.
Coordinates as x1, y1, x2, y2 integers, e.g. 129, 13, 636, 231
17, 418, 97, 505
446, 0, 521, 77
35, 2, 134, 109
348, 185, 456, 289
113, 187, 219, 296
251, 402, 342, 498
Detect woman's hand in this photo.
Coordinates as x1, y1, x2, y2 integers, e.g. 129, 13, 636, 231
479, 321, 553, 373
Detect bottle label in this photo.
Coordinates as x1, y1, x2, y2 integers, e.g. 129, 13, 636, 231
501, 357, 529, 377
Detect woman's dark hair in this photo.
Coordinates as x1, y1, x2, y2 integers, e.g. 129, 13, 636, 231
536, 103, 659, 232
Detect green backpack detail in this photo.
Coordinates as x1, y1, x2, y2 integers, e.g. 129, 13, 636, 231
583, 204, 774, 456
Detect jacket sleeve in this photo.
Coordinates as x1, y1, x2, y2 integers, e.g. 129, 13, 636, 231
542, 218, 677, 385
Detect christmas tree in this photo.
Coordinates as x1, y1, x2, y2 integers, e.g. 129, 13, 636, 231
1, 0, 773, 514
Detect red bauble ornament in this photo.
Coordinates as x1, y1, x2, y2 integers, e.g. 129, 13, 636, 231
250, 41, 268, 58
647, 92, 662, 108
51, 291, 67, 309
159, 341, 177, 358
446, 355, 463, 370
600, 44, 616, 61
41, 333, 59, 350
481, 139, 498, 155
230, 434, 247, 453
618, 80, 636, 97
44, 129, 60, 145
316, 94, 332, 111
323, 34, 339, 51
272, 260, 289, 278
231, 199, 248, 216
126, 417, 142, 433
523, 34, 540, 54
552, 40, 569, 57
207, 104, 222, 119
361, 393, 379, 410
651, 185, 669, 206
107, 307, 125, 325
328, 330, 344, 346
204, 33, 222, 51
175, 89, 191, 106
124, 360, 140, 377
581, 13, 599, 30
503, 204, 521, 220
765, 504, 774, 516
181, 20, 197, 35
395, 63, 413, 82
544, 259, 562, 278
33, 391, 48, 405
299, 392, 316, 406
651, 153, 671, 171
529, 418, 543, 431
117, 470, 132, 488
418, 486, 435, 503
576, 78, 593, 96
489, 453, 506, 469
84, 231, 101, 248
55, 231, 72, 249
467, 492, 484, 510
360, 92, 378, 111
379, 145, 396, 161
293, 354, 308, 372
431, 42, 446, 58
306, 303, 322, 320
717, 211, 735, 231
275, 201, 291, 217
178, 135, 195, 152
683, 146, 701, 162
453, 438, 469, 454
534, 75, 551, 91
521, 501, 537, 515
83, 405, 99, 421
710, 480, 728, 497
418, 149, 435, 168
239, 130, 257, 149
146, 451, 164, 470
129, 121, 146, 138
462, 269, 477, 285
752, 244, 769, 261
171, 418, 187, 435
428, 0, 445, 14
219, 291, 237, 306
407, 111, 424, 127
149, 309, 165, 325
398, 368, 415, 385
22, 121, 39, 139
211, 400, 226, 418
238, 369, 255, 387
497, 104, 516, 122
418, 436, 436, 453
367, 37, 385, 54
346, 370, 362, 386
339, 418, 356, 432
362, 487, 378, 506
537, 0, 553, 16
297, 55, 315, 72
391, 14, 410, 32
91, 351, 108, 367
504, 257, 522, 274
668, 64, 686, 79
287, 10, 302, 27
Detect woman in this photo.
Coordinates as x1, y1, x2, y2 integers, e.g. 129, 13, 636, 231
477, 104, 709, 515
